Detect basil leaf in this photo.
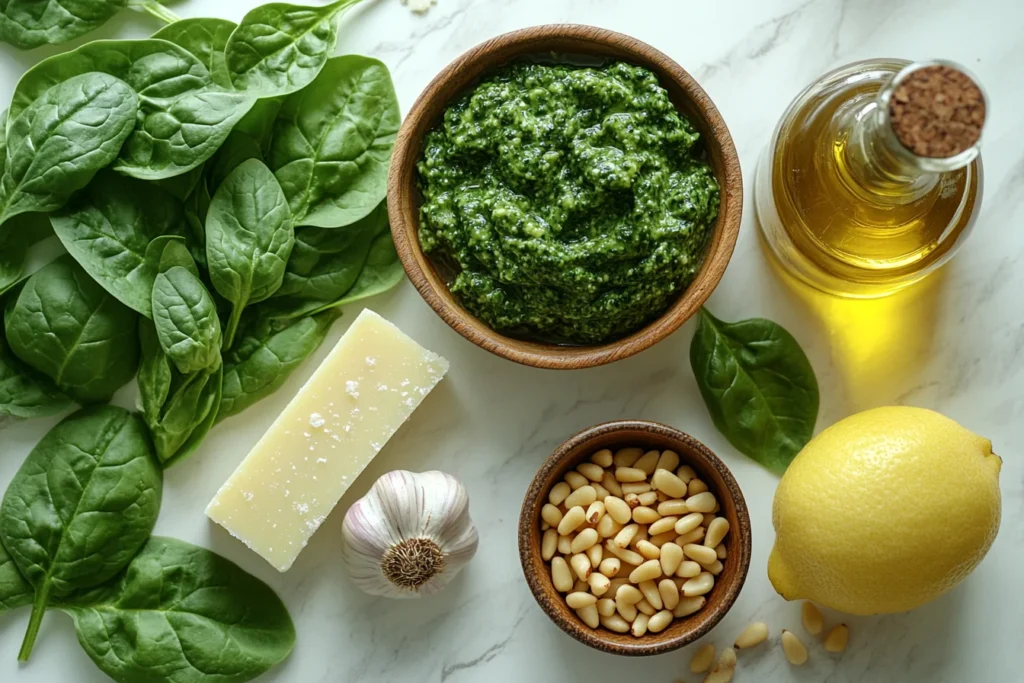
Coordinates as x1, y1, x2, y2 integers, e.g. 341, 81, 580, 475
0, 406, 162, 658
152, 265, 222, 374
0, 538, 32, 614
689, 308, 819, 474
269, 55, 400, 228
153, 18, 237, 89
206, 159, 294, 348
224, 0, 361, 97
51, 171, 184, 318
61, 536, 295, 683
0, 73, 138, 225
218, 309, 335, 420
0, 331, 72, 419
0, 0, 127, 50
4, 256, 140, 404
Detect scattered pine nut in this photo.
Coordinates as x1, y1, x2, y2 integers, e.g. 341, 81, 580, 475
601, 613, 630, 633
604, 496, 633, 524
615, 466, 647, 483
673, 595, 706, 617
549, 482, 571, 506
586, 501, 606, 524
716, 544, 727, 559
717, 647, 737, 670
632, 506, 661, 525
675, 527, 706, 546
781, 630, 808, 665
801, 602, 824, 636
624, 492, 640, 508
647, 609, 673, 633
658, 578, 680, 610
660, 542, 684, 576
541, 504, 563, 527
684, 543, 718, 565
573, 579, 589, 593
541, 529, 557, 561
703, 670, 733, 683
585, 543, 603, 568
686, 491, 716, 513
675, 512, 705, 535
704, 559, 724, 575
649, 530, 677, 547
702, 512, 717, 527
657, 450, 680, 472
613, 447, 643, 467
690, 643, 716, 673
599, 558, 620, 577
605, 540, 645, 566
617, 600, 638, 622
577, 603, 600, 628
648, 516, 679, 536
631, 612, 650, 637
704, 517, 730, 548
557, 506, 586, 535
637, 540, 661, 560
634, 450, 660, 475
591, 448, 613, 467
597, 514, 621, 538
682, 572, 715, 597
577, 462, 604, 482
570, 528, 599, 554
676, 465, 696, 483
557, 533, 572, 555
564, 485, 597, 509
614, 523, 639, 549
622, 481, 652, 495
688, 478, 709, 496
637, 491, 659, 507
569, 553, 592, 581
564, 471, 589, 490
551, 557, 573, 592
566, 592, 598, 609
734, 622, 769, 649
588, 572, 611, 596
657, 499, 689, 516
596, 598, 616, 617
676, 560, 702, 578
601, 472, 624, 497
635, 598, 656, 616
824, 624, 849, 653
651, 469, 688, 498
629, 559, 663, 584
638, 580, 663, 609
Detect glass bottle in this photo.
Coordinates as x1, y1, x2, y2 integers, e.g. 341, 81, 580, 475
755, 59, 986, 298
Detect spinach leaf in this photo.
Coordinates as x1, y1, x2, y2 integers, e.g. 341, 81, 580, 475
205, 159, 294, 348
137, 319, 172, 428
0, 213, 53, 298
0, 331, 72, 419
0, 0, 127, 50
269, 55, 400, 228
206, 131, 263, 193
153, 18, 237, 89
61, 536, 295, 683
148, 235, 200, 278
0, 73, 138, 225
51, 171, 184, 318
224, 0, 362, 97
4, 256, 140, 404
233, 96, 283, 156
183, 179, 212, 267
0, 405, 162, 660
0, 109, 7, 177
152, 266, 222, 374
153, 163, 205, 202
8, 40, 255, 181
689, 308, 819, 474
0, 538, 32, 614
218, 309, 335, 420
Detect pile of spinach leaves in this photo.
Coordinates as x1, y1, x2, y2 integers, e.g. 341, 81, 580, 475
0, 1, 403, 680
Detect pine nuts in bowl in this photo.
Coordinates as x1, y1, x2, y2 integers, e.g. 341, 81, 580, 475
518, 421, 752, 656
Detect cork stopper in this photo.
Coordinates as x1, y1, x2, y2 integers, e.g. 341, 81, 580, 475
888, 64, 985, 159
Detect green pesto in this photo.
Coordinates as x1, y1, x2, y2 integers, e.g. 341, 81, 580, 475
417, 61, 720, 344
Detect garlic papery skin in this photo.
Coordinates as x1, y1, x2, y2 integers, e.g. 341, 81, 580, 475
342, 470, 479, 599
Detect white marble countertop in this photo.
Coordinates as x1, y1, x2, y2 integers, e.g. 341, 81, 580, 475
1, 0, 1022, 681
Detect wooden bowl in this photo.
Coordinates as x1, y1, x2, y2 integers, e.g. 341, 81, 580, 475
518, 420, 752, 656
388, 25, 742, 369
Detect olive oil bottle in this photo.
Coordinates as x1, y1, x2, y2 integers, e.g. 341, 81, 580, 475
755, 59, 986, 297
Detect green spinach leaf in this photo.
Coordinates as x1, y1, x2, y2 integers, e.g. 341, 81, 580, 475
0, 213, 53, 298
0, 405, 162, 660
153, 18, 237, 89
0, 0, 127, 50
224, 0, 361, 97
206, 131, 263, 193
152, 265, 222, 374
51, 171, 184, 318
232, 96, 283, 156
153, 163, 205, 202
205, 159, 294, 347
689, 308, 819, 474
0, 73, 138, 225
218, 309, 335, 420
4, 256, 140, 404
269, 55, 400, 228
0, 331, 72, 419
0, 538, 32, 614
61, 536, 295, 683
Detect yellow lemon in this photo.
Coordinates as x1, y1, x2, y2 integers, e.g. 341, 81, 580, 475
768, 406, 1001, 615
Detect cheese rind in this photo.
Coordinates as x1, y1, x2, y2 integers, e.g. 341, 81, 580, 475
206, 309, 449, 571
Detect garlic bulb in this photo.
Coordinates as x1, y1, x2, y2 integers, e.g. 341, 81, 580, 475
342, 470, 478, 599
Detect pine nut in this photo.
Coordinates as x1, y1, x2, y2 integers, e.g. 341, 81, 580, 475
704, 668, 734, 683
659, 542, 684, 576
557, 506, 586, 535
549, 482, 571, 506
629, 559, 663, 583
677, 560, 702, 578
647, 609, 673, 633
601, 613, 631, 633
540, 521, 549, 531
565, 471, 589, 490
658, 499, 689, 516
702, 513, 717, 527
634, 450, 660, 475
605, 541, 645, 567
632, 525, 648, 547
614, 524, 639, 549
542, 529, 558, 561
717, 647, 737, 670
573, 579, 590, 593
633, 506, 660, 524
607, 578, 629, 595
658, 578, 680, 610
585, 501, 606, 525
657, 449, 680, 472
621, 481, 652, 495
596, 598, 616, 617
588, 572, 611, 596
631, 613, 650, 637
637, 491, 659, 506
686, 491, 717, 513
673, 595, 706, 617
716, 544, 727, 559
684, 543, 718, 565
577, 603, 600, 629
551, 557, 573, 592
801, 602, 823, 636
676, 465, 696, 483
675, 512, 705, 535
597, 514, 622, 538
592, 483, 610, 500
646, 516, 678, 536
652, 469, 689, 498
675, 527, 706, 545
638, 598, 658, 616
604, 496, 632, 524
690, 643, 716, 673
688, 478, 709, 496
541, 504, 563, 527
570, 553, 592, 581
624, 493, 640, 508
557, 534, 573, 555
615, 466, 646, 483
591, 449, 613, 467
599, 558, 620, 577
649, 530, 677, 547
656, 490, 669, 502
577, 462, 604, 482
567, 591, 598, 609
682, 572, 714, 597
639, 580, 663, 609
564, 485, 597, 509
613, 447, 644, 467
704, 560, 723, 576
616, 584, 643, 604
781, 630, 808, 666
601, 471, 624, 497
616, 600, 638, 622
636, 540, 661, 560
824, 624, 849, 653
734, 622, 769, 649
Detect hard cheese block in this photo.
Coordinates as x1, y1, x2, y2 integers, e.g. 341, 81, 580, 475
206, 309, 449, 571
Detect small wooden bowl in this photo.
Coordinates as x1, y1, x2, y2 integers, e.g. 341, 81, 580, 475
388, 25, 742, 369
518, 421, 752, 656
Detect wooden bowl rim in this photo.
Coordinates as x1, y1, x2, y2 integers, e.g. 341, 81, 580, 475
517, 420, 752, 656
388, 24, 743, 370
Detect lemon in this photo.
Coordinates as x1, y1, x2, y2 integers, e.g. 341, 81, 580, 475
768, 406, 1002, 615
